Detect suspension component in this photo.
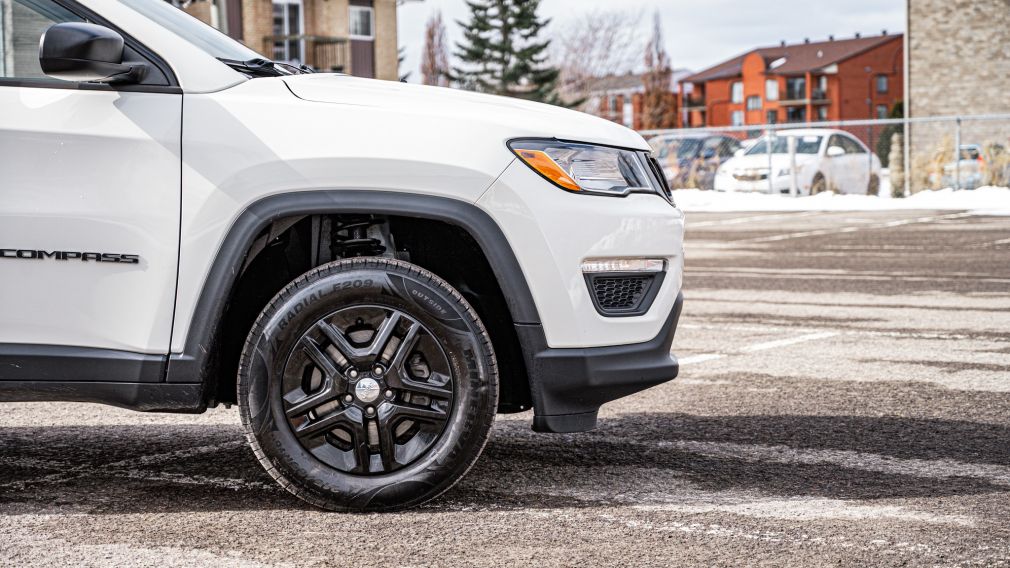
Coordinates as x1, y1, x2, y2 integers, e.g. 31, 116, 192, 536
331, 216, 387, 258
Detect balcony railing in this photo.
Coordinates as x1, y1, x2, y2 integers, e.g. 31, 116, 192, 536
683, 96, 706, 109
262, 35, 350, 73
780, 87, 830, 104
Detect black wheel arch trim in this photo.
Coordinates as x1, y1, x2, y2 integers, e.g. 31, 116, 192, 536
166, 190, 543, 384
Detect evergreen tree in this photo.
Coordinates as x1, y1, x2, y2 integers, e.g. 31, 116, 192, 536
452, 0, 562, 104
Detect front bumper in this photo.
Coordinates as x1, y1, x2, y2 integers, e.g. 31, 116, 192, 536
517, 292, 684, 433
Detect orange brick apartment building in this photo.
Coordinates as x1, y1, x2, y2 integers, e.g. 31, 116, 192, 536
679, 33, 903, 128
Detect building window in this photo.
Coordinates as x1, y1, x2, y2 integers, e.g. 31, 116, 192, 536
272, 0, 304, 65
731, 82, 743, 104
731, 110, 744, 126
785, 77, 806, 100
765, 79, 778, 101
785, 107, 806, 123
766, 110, 778, 124
876, 74, 888, 94
817, 106, 828, 121
746, 95, 761, 110
876, 104, 888, 119
349, 5, 375, 40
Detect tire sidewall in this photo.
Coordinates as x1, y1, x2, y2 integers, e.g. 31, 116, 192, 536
240, 259, 496, 511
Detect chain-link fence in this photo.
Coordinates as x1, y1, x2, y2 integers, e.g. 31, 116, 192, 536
641, 115, 1010, 197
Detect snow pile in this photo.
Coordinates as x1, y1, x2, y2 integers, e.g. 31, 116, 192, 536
672, 186, 1010, 215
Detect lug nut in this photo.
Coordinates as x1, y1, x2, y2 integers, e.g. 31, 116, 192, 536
365, 406, 375, 416
384, 389, 394, 399
348, 369, 359, 379
344, 394, 354, 403
372, 365, 385, 376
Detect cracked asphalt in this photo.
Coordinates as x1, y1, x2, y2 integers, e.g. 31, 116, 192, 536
2, 209, 1009, 567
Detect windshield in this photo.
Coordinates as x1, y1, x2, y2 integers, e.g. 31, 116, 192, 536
117, 0, 262, 62
746, 135, 823, 155
654, 138, 704, 160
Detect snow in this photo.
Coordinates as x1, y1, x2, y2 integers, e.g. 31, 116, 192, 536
672, 186, 1010, 215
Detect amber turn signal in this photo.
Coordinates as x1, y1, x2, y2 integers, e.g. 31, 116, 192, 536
512, 148, 581, 192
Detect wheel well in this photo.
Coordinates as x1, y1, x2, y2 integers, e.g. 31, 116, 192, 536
210, 213, 533, 414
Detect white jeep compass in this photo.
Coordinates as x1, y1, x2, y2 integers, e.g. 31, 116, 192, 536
0, 0, 686, 511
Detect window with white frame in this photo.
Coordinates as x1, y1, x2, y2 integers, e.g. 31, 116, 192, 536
731, 81, 743, 104
349, 5, 374, 40
271, 0, 304, 64
731, 110, 744, 126
765, 79, 778, 101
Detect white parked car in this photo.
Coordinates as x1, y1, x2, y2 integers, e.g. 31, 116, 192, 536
0, 0, 685, 511
714, 128, 883, 195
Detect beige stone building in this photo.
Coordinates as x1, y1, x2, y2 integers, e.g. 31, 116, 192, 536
907, 0, 1010, 189
184, 0, 400, 80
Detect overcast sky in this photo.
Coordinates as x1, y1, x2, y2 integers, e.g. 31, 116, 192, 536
396, 0, 905, 82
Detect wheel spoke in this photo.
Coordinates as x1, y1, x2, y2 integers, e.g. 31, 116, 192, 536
294, 406, 360, 440
400, 372, 452, 400
285, 380, 340, 418
300, 336, 338, 378
388, 401, 446, 424
376, 412, 398, 472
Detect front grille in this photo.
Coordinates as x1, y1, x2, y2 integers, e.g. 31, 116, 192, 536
586, 273, 663, 316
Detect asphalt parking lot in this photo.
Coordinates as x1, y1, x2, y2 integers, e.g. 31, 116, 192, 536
2, 208, 1009, 567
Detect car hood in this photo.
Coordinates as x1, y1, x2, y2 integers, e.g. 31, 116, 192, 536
283, 74, 648, 151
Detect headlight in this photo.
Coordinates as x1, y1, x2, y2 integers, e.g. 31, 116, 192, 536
508, 139, 658, 197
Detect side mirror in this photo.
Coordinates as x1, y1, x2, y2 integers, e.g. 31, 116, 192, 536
40, 22, 141, 83
826, 145, 845, 158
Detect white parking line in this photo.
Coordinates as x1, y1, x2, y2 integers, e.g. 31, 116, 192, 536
688, 211, 820, 228
679, 353, 725, 366
739, 212, 975, 243
740, 332, 838, 352
679, 331, 838, 368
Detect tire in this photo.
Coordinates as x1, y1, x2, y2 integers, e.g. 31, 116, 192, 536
810, 173, 827, 195
868, 174, 880, 196
238, 257, 498, 512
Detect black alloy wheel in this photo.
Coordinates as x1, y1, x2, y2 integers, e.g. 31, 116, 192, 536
282, 305, 454, 475
239, 258, 498, 512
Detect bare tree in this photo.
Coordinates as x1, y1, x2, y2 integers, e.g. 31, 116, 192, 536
554, 9, 644, 106
421, 10, 450, 87
640, 12, 676, 130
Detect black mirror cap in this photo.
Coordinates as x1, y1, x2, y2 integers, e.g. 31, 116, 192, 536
40, 22, 142, 83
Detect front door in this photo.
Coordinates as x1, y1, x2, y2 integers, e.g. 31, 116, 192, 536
0, 0, 182, 381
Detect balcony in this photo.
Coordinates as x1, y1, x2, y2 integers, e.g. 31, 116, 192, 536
779, 88, 830, 105
683, 95, 706, 109
262, 35, 350, 73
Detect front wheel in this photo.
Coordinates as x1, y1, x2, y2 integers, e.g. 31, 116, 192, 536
810, 173, 827, 195
238, 258, 498, 512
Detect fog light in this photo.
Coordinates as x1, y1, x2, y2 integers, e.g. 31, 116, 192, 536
580, 258, 666, 273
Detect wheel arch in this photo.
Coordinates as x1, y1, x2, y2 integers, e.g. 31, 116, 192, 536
166, 191, 542, 409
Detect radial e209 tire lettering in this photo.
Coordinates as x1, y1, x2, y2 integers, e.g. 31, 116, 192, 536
238, 258, 498, 512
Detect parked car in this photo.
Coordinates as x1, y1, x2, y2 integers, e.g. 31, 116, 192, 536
649, 133, 741, 189
714, 128, 883, 195
0, 0, 685, 511
929, 144, 987, 189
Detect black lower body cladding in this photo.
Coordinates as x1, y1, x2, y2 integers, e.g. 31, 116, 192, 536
517, 292, 684, 433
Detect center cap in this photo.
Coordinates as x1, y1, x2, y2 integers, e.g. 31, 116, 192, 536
355, 378, 381, 403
